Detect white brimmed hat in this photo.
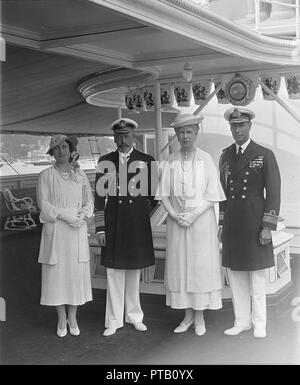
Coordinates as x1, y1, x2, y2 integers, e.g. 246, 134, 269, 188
170, 113, 204, 129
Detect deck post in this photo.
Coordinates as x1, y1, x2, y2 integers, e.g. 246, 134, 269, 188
255, 0, 261, 33
117, 107, 122, 119
154, 81, 163, 160
296, 0, 300, 46
259, 80, 300, 125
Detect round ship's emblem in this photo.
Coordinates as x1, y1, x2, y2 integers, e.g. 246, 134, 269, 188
225, 73, 256, 106
228, 81, 247, 102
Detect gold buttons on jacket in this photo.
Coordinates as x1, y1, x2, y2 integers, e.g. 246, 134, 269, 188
229, 180, 233, 184
129, 199, 133, 204
119, 200, 122, 204
231, 195, 235, 199
242, 195, 246, 199
245, 171, 249, 175
243, 179, 248, 183
243, 187, 247, 190
230, 187, 234, 191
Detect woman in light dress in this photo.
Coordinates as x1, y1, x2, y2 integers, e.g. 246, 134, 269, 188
157, 114, 226, 335
37, 135, 93, 337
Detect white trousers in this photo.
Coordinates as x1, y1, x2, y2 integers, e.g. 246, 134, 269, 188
227, 268, 267, 329
105, 268, 143, 329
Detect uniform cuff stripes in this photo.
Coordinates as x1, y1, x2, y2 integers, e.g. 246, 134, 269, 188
95, 211, 105, 232
219, 212, 224, 226
262, 212, 278, 231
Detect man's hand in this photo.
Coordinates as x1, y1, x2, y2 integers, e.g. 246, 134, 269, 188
259, 228, 272, 246
95, 232, 106, 247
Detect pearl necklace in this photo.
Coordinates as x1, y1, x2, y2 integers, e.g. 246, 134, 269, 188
180, 150, 195, 172
54, 165, 71, 180
180, 150, 196, 196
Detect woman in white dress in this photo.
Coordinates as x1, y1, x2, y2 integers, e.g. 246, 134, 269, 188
157, 114, 226, 336
37, 135, 93, 337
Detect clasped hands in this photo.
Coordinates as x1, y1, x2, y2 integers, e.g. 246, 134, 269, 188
170, 210, 199, 227
59, 210, 87, 228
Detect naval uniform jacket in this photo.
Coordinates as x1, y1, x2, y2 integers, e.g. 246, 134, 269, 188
219, 140, 281, 271
94, 148, 157, 269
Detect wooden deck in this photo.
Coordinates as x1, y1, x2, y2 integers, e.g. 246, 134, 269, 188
0, 226, 299, 365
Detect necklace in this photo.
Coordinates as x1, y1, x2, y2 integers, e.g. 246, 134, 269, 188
54, 165, 71, 180
180, 150, 195, 172
179, 150, 196, 196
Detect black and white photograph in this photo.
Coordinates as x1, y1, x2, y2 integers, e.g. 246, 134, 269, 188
0, 0, 300, 370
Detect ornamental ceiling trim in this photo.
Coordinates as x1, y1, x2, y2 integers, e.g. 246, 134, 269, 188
159, 0, 298, 49
78, 68, 300, 110
78, 68, 157, 101
88, 0, 300, 65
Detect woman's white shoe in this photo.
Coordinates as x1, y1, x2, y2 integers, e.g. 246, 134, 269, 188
57, 323, 67, 338
195, 324, 206, 336
67, 319, 80, 336
194, 310, 206, 336
173, 320, 193, 333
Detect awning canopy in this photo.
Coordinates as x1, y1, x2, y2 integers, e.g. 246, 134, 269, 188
0, 46, 175, 135
1, 0, 300, 136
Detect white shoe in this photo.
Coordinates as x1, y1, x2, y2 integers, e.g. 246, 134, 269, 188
103, 327, 117, 337
133, 322, 147, 332
195, 324, 206, 336
253, 328, 266, 338
57, 324, 67, 338
174, 320, 193, 333
67, 319, 80, 336
224, 325, 252, 336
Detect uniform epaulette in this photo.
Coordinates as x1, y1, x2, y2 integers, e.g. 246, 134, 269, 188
222, 144, 234, 152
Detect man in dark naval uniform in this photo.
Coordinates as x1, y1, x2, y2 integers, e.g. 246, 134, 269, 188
219, 107, 281, 338
94, 118, 157, 336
